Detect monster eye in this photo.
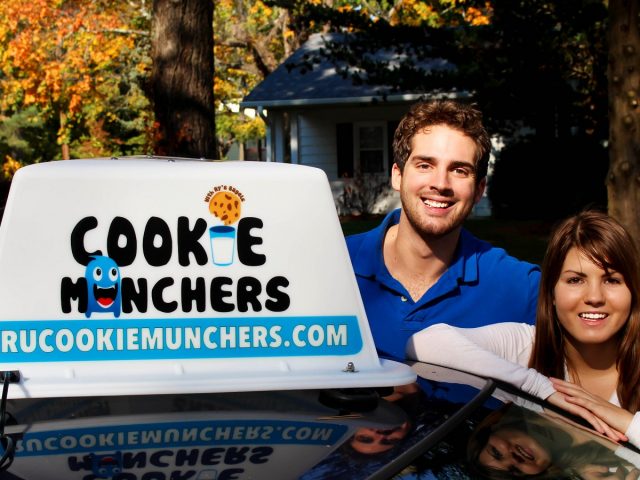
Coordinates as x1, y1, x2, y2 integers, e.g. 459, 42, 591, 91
109, 267, 118, 282
93, 267, 102, 281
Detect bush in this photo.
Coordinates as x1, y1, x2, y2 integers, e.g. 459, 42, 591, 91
336, 172, 394, 217
488, 137, 608, 220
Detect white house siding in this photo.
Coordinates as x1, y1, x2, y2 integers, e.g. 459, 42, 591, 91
297, 113, 335, 175
290, 105, 408, 214
295, 104, 409, 179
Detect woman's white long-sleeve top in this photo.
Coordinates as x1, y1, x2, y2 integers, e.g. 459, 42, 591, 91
407, 322, 554, 398
406, 322, 640, 447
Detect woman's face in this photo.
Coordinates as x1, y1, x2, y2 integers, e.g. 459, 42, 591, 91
478, 427, 552, 476
553, 247, 631, 347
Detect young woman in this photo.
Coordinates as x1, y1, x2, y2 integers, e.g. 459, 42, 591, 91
467, 402, 640, 479
406, 211, 640, 446
467, 403, 574, 478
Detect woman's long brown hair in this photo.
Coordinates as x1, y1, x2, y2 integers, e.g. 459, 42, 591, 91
528, 210, 640, 411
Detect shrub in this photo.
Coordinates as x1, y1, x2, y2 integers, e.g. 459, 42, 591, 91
337, 171, 394, 217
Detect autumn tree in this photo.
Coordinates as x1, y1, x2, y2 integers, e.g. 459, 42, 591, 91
276, 0, 606, 137
151, 0, 215, 158
0, 0, 152, 163
214, 0, 302, 159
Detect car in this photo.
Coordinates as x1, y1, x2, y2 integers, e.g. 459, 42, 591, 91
0, 158, 637, 479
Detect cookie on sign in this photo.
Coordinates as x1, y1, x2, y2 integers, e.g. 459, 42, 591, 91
208, 191, 241, 225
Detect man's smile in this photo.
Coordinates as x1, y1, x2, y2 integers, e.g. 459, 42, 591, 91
423, 198, 452, 209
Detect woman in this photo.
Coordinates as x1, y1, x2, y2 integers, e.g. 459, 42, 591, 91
467, 403, 640, 479
406, 211, 640, 446
467, 403, 574, 478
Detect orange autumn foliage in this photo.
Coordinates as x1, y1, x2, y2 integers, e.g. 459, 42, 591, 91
390, 0, 492, 28
0, 0, 139, 146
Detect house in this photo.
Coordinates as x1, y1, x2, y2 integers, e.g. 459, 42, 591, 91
240, 33, 492, 216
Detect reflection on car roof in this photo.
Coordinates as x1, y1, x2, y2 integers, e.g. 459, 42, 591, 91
2, 363, 639, 479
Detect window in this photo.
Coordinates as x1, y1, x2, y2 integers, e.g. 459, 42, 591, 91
355, 123, 387, 174
336, 121, 396, 178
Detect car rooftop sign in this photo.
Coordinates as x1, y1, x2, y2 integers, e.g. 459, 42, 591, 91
0, 157, 415, 398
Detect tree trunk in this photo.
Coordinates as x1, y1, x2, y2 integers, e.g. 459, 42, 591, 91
60, 111, 70, 160
607, 0, 640, 243
151, 0, 215, 159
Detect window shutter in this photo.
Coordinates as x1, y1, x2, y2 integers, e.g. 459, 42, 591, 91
336, 123, 354, 178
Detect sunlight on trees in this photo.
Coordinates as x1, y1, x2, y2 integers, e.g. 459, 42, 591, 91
0, 0, 152, 171
214, 0, 294, 159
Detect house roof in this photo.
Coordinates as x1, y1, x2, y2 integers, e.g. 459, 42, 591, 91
241, 32, 460, 109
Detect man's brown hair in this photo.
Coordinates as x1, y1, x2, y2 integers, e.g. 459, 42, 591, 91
392, 100, 491, 183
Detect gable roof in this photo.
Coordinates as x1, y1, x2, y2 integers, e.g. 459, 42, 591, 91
241, 32, 459, 109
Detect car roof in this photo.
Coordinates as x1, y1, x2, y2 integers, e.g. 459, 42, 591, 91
2, 362, 638, 480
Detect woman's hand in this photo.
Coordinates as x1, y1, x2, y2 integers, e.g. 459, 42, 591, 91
546, 391, 628, 442
550, 377, 634, 441
576, 465, 640, 480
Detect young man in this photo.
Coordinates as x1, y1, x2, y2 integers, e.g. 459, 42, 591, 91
347, 100, 540, 361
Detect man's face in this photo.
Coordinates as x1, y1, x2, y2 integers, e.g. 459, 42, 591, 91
392, 124, 485, 239
350, 423, 411, 455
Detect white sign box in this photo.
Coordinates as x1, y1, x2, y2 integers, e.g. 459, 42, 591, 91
0, 158, 415, 398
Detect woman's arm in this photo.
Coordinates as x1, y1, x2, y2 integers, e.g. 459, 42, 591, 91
406, 323, 555, 399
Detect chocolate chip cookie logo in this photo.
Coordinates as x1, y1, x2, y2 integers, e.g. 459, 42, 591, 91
204, 186, 245, 266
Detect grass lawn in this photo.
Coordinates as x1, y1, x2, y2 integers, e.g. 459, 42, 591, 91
340, 215, 553, 266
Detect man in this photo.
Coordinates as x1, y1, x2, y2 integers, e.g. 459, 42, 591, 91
346, 100, 540, 361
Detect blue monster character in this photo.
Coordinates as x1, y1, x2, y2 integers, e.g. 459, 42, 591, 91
85, 255, 122, 318
90, 452, 123, 478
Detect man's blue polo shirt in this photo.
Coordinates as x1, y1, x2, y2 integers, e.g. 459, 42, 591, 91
346, 209, 541, 361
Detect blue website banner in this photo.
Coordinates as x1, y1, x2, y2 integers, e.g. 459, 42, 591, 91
15, 419, 349, 456
0, 316, 363, 362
